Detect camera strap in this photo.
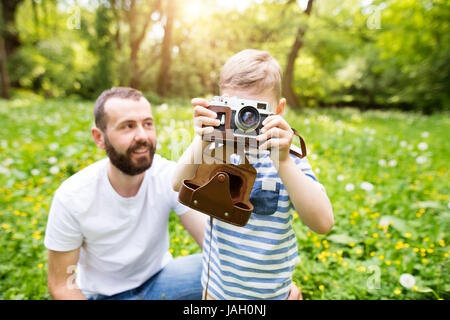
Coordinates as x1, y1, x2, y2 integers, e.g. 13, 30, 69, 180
203, 217, 214, 300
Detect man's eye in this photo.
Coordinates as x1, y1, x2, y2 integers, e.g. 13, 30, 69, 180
145, 122, 153, 127
125, 123, 134, 129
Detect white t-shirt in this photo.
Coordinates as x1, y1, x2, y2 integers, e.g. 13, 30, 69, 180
44, 154, 189, 297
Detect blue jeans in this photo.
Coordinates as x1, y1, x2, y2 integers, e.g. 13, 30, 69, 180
88, 254, 203, 300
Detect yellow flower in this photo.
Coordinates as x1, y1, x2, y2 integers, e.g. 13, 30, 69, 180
318, 285, 324, 291
356, 249, 363, 255
413, 248, 419, 252
395, 260, 401, 265
342, 261, 348, 267
372, 233, 379, 239
349, 242, 355, 247
180, 249, 190, 256
439, 240, 445, 247
421, 258, 428, 263
427, 248, 434, 254
38, 263, 43, 269
378, 255, 384, 260
370, 251, 376, 257
385, 233, 391, 238
304, 276, 309, 281
412, 286, 418, 291
405, 233, 412, 239
2, 224, 10, 229
394, 289, 401, 295
169, 248, 174, 253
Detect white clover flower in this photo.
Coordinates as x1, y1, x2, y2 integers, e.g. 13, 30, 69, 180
311, 154, 318, 160
399, 274, 416, 289
378, 217, 390, 227
49, 142, 59, 151
304, 118, 310, 125
389, 160, 397, 167
337, 174, 345, 181
48, 156, 58, 164
378, 159, 386, 166
49, 166, 60, 175
31, 169, 40, 176
400, 141, 407, 147
345, 183, 355, 192
315, 168, 320, 174
421, 131, 429, 138
337, 129, 343, 135
360, 182, 374, 192
0, 166, 10, 175
417, 142, 428, 151
416, 156, 427, 164
336, 120, 342, 126
3, 158, 13, 166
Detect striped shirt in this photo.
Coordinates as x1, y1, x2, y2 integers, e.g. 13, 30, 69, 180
201, 150, 324, 300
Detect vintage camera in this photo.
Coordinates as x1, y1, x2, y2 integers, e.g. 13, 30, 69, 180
204, 96, 272, 143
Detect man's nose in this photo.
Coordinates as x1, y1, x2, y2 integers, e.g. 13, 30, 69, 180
134, 125, 147, 141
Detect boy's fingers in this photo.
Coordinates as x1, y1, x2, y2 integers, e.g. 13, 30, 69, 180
191, 98, 209, 107
194, 126, 215, 136
193, 105, 217, 119
194, 116, 221, 127
257, 127, 285, 142
262, 115, 291, 132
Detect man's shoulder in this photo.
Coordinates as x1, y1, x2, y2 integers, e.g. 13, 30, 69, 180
149, 154, 176, 177
54, 159, 108, 209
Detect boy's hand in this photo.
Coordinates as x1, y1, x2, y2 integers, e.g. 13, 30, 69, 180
256, 114, 294, 163
191, 98, 220, 137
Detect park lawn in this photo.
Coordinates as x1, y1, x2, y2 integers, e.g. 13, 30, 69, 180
0, 96, 448, 300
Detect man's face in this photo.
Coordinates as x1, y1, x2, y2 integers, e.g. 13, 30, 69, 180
102, 97, 157, 176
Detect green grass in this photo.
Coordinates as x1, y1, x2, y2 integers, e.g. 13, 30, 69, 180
0, 95, 448, 300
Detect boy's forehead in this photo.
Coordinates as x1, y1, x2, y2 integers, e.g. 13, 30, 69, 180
221, 88, 278, 110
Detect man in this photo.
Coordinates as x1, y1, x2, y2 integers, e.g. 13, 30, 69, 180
44, 87, 206, 300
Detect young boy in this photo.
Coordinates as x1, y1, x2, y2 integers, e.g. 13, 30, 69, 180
172, 49, 334, 299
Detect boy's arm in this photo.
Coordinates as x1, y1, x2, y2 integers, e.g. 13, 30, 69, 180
172, 99, 220, 192
258, 114, 334, 234
276, 157, 334, 234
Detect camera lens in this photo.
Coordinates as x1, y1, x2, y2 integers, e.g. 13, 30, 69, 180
236, 106, 260, 131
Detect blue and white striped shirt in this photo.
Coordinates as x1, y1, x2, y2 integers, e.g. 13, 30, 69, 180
201, 150, 324, 299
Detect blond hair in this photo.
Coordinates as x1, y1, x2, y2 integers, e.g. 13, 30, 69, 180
219, 49, 282, 103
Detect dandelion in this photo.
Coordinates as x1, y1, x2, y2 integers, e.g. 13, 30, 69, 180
404, 233, 412, 239
180, 249, 190, 256
417, 142, 428, 151
416, 156, 427, 164
48, 156, 58, 164
38, 263, 44, 269
49, 166, 60, 175
360, 182, 374, 192
394, 289, 402, 295
388, 160, 397, 167
2, 224, 10, 229
318, 285, 324, 291
399, 274, 416, 288
345, 183, 355, 192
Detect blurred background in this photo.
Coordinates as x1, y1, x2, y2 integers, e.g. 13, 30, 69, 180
0, 0, 449, 300
1, 0, 449, 112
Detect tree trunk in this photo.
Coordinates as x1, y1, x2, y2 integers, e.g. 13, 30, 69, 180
157, 0, 175, 97
1, 0, 22, 57
0, 32, 10, 99
282, 0, 314, 109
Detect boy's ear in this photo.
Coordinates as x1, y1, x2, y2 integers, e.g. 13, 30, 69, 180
275, 98, 286, 115
92, 127, 106, 150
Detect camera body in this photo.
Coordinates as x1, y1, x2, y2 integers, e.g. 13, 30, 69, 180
205, 96, 272, 143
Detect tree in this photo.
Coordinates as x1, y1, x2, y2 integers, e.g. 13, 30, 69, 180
157, 0, 176, 97
282, 0, 314, 109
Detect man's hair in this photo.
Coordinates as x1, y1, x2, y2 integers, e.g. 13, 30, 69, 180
94, 87, 144, 131
219, 49, 282, 102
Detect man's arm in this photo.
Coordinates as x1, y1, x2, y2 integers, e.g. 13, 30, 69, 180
47, 248, 87, 300
178, 209, 207, 249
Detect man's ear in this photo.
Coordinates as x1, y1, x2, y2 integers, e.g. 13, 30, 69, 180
276, 98, 286, 115
91, 127, 105, 150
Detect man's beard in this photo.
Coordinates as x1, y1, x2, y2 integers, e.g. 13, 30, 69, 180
104, 135, 156, 176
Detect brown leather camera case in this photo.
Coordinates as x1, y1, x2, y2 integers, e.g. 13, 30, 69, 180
178, 149, 257, 227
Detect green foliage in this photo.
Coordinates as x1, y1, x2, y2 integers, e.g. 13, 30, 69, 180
4, 0, 449, 112
0, 97, 448, 300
